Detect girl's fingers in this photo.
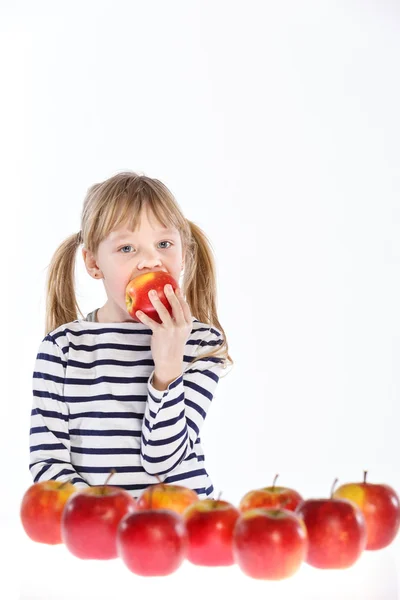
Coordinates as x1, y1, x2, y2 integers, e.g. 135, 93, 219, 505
145, 286, 192, 325
136, 310, 148, 323
168, 285, 193, 325
148, 289, 171, 320
148, 288, 179, 325
164, 285, 187, 322
174, 287, 192, 323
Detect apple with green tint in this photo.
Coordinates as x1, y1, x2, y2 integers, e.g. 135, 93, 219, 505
333, 471, 400, 550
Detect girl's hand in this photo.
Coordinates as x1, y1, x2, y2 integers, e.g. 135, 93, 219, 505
135, 284, 193, 377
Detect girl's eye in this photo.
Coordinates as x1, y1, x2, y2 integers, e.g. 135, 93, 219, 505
119, 245, 133, 253
119, 241, 172, 253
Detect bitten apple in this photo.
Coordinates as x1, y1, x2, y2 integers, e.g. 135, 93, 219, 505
295, 478, 367, 569
135, 479, 199, 515
333, 471, 400, 550
125, 271, 178, 323
232, 508, 308, 580
182, 496, 241, 566
20, 479, 78, 545
239, 474, 303, 513
117, 509, 188, 577
61, 471, 137, 560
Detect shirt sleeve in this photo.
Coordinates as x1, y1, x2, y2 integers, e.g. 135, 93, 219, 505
140, 326, 225, 477
29, 334, 89, 488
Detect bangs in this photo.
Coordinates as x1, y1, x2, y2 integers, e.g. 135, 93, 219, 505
87, 175, 185, 248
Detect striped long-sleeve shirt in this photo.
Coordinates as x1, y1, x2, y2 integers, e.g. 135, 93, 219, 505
29, 311, 225, 499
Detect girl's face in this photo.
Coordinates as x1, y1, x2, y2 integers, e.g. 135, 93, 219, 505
82, 207, 184, 322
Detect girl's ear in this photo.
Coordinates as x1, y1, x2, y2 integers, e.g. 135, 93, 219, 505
82, 247, 103, 280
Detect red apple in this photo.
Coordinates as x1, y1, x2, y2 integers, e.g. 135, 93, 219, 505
295, 478, 367, 569
232, 507, 308, 580
61, 471, 137, 559
239, 474, 303, 513
20, 479, 78, 545
117, 509, 188, 577
135, 479, 199, 515
182, 496, 241, 566
125, 271, 178, 323
333, 471, 400, 550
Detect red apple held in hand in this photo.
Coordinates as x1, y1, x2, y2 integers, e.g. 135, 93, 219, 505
135, 477, 199, 515
232, 507, 308, 580
117, 509, 188, 577
182, 494, 241, 566
333, 471, 400, 550
20, 479, 78, 545
295, 478, 367, 569
61, 470, 137, 560
239, 474, 303, 513
125, 271, 179, 323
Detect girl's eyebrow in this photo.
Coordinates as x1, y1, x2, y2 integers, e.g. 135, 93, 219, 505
112, 229, 178, 241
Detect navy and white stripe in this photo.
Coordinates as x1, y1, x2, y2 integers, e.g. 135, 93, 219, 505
29, 314, 225, 499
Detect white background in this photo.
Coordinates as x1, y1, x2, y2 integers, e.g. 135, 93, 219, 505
1, 0, 399, 598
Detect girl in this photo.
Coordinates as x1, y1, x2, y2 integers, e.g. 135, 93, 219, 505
29, 171, 233, 499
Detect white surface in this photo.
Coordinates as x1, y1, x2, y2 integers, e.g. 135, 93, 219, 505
4, 514, 400, 600
1, 0, 399, 597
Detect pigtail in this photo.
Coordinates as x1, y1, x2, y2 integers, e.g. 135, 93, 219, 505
183, 220, 233, 375
44, 231, 84, 336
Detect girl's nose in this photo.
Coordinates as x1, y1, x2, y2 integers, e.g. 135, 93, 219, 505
137, 256, 162, 270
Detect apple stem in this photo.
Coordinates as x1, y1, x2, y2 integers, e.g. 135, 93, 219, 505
272, 474, 279, 491
213, 490, 223, 509
364, 470, 368, 483
155, 474, 162, 485
103, 468, 116, 494
330, 477, 339, 498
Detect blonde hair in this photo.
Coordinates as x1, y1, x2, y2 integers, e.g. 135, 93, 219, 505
45, 171, 233, 373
